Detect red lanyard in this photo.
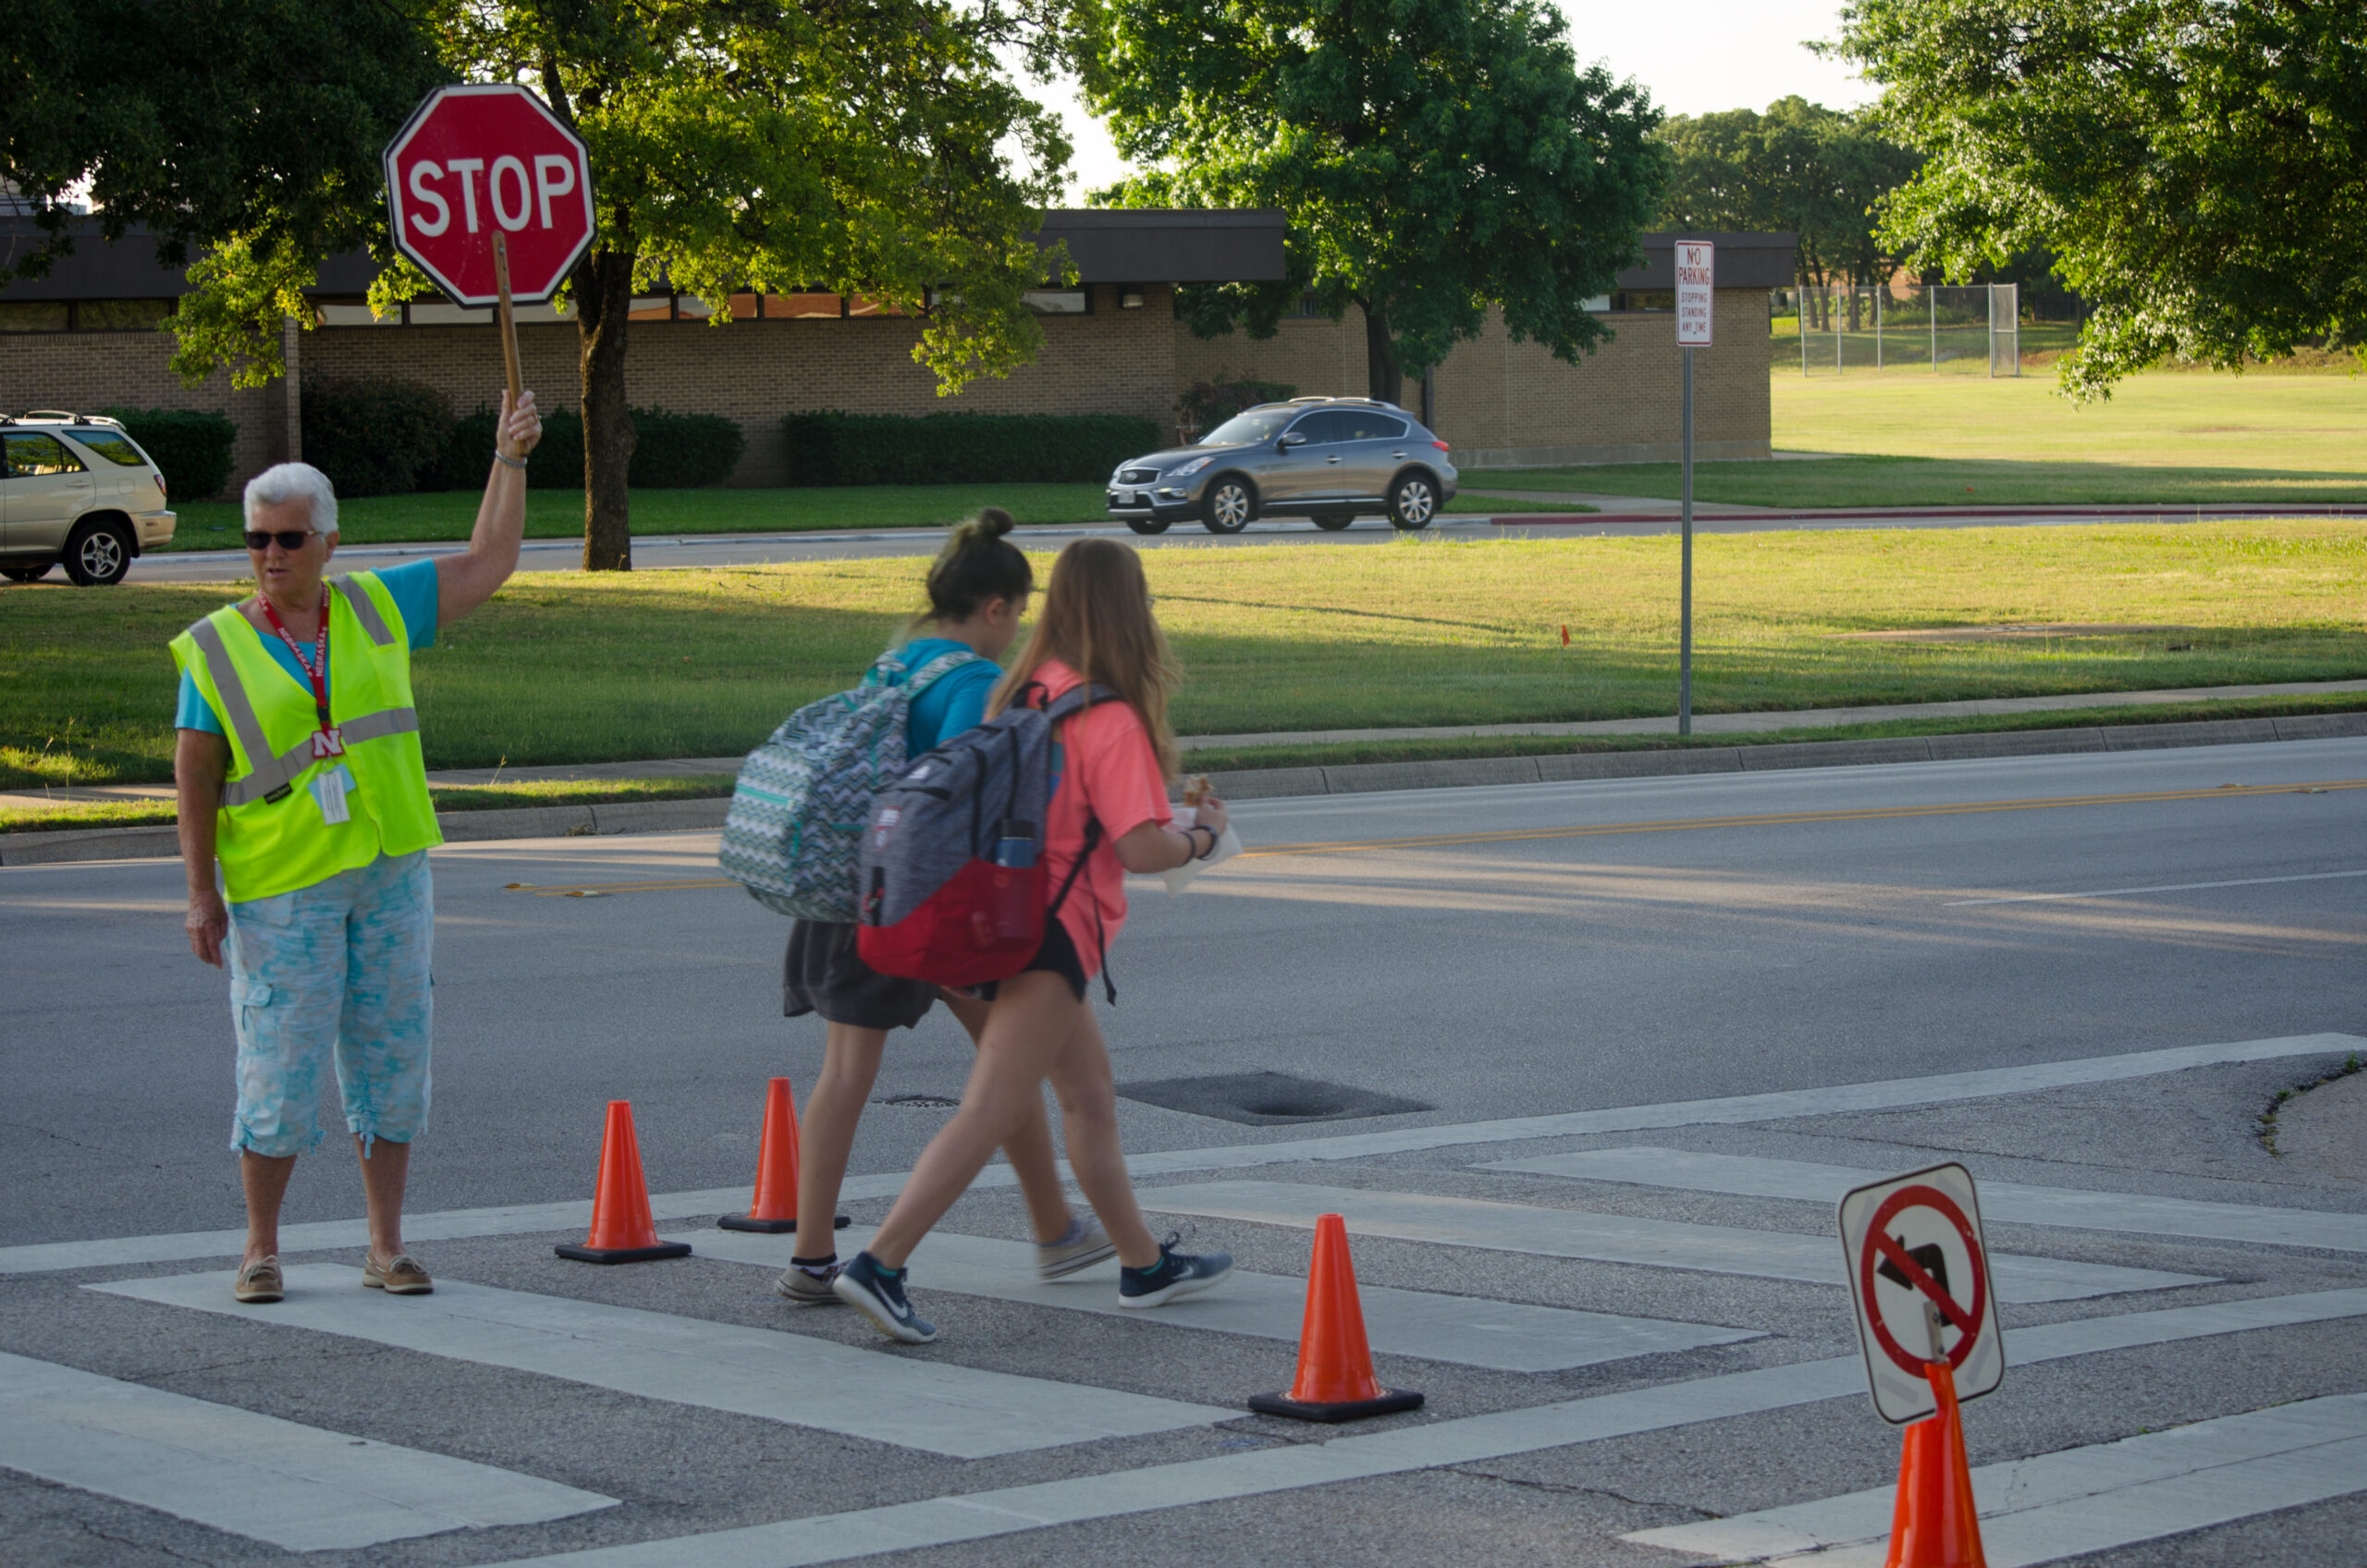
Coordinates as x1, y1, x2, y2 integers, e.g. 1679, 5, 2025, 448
258, 588, 333, 733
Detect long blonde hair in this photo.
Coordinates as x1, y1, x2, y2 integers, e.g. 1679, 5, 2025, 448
988, 538, 1181, 779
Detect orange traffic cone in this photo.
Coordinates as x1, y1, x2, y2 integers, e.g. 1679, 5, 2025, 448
555, 1100, 693, 1264
1248, 1213, 1424, 1422
1884, 1355, 1987, 1567
717, 1076, 849, 1234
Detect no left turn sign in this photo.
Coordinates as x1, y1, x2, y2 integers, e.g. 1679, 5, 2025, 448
1838, 1161, 2005, 1423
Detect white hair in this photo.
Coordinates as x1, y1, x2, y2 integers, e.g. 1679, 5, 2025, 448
242, 462, 339, 536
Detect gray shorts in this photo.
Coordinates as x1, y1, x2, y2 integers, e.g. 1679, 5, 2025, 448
783, 920, 935, 1031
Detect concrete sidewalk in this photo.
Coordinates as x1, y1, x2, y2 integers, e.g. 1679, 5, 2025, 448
10, 678, 2365, 814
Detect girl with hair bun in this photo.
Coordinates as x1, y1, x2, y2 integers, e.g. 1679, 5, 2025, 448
833, 537, 1234, 1344
773, 511, 1114, 1305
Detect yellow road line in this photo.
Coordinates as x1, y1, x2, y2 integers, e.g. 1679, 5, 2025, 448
500, 778, 2365, 895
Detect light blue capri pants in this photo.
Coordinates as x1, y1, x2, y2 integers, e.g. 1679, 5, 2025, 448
225, 850, 433, 1158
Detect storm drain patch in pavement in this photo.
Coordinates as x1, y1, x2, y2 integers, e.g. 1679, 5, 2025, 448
1119, 1071, 1432, 1127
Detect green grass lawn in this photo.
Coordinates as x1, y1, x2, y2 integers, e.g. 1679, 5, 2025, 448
164, 483, 1575, 550
8, 520, 2362, 787
1466, 371, 2367, 508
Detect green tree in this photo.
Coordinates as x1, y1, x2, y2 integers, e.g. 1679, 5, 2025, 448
1072, 0, 1665, 404
1835, 0, 2367, 396
166, 0, 1071, 569
0, 0, 441, 284
1656, 98, 1919, 329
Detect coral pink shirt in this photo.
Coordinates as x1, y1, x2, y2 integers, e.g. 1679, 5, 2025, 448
1029, 659, 1173, 975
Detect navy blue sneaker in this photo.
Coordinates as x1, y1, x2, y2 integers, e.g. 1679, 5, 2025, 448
831, 1251, 938, 1342
1118, 1234, 1233, 1309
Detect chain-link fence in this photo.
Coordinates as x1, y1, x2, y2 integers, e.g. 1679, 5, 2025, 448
1769, 284, 2021, 376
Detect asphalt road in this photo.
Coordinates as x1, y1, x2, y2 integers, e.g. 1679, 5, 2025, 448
117, 502, 2313, 583
3, 739, 2363, 1565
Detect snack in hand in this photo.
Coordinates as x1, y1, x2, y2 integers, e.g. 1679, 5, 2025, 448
1184, 774, 1210, 807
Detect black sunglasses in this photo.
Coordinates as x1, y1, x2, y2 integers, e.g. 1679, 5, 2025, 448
243, 529, 318, 551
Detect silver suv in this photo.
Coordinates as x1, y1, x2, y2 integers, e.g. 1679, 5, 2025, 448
1, 412, 177, 585
1108, 397, 1458, 535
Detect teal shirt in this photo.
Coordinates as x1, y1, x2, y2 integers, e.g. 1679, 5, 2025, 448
175, 558, 440, 734
898, 636, 1000, 753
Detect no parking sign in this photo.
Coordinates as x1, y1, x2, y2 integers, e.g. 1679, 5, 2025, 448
1838, 1161, 2005, 1423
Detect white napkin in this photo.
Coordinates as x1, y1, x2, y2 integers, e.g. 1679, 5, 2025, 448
1161, 803, 1243, 894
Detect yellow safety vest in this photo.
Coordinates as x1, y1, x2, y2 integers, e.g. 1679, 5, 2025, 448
169, 571, 442, 901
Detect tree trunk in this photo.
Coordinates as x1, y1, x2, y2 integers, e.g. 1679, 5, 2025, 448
1362, 301, 1404, 404
576, 249, 636, 571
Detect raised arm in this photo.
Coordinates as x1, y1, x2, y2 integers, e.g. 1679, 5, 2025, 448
435, 390, 544, 626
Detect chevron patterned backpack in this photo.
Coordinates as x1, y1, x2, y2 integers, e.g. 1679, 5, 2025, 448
717, 649, 979, 921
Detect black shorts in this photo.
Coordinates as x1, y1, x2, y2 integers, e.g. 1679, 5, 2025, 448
783, 921, 936, 1031
972, 916, 1089, 1004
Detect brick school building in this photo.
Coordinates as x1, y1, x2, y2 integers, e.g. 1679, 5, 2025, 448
1, 213, 1792, 496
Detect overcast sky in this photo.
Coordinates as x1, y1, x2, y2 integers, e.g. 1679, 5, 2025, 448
1036, 0, 1874, 200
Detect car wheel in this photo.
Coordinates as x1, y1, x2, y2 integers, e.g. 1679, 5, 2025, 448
1201, 477, 1255, 534
62, 521, 132, 585
1125, 518, 1172, 535
1388, 473, 1438, 531
1312, 511, 1355, 532
2, 563, 53, 583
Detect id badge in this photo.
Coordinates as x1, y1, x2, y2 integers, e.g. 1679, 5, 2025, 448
310, 765, 354, 826
312, 727, 346, 759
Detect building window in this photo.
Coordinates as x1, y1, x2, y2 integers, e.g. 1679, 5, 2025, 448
1285, 292, 1325, 319
1022, 289, 1089, 314
76, 300, 176, 331
848, 295, 910, 317
315, 300, 400, 327
628, 296, 676, 322
0, 302, 69, 332
1609, 290, 1675, 312
766, 292, 843, 318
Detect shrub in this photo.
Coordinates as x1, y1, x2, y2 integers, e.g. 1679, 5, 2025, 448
782, 411, 1165, 486
424, 406, 741, 491
300, 380, 450, 497
96, 408, 238, 500
629, 408, 746, 488
1177, 375, 1295, 434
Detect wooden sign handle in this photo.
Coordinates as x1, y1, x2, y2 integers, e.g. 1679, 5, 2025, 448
492, 232, 524, 415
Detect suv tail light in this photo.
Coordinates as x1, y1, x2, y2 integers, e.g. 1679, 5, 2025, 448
157, 473, 167, 500
1431, 439, 1451, 452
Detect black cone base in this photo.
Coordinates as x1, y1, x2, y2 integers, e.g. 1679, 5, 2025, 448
1248, 1387, 1424, 1424
715, 1213, 852, 1234
554, 1240, 693, 1264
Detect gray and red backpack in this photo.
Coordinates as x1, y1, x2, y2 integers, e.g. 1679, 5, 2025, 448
855, 681, 1118, 998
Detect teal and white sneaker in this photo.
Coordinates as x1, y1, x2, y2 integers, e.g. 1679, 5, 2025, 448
1117, 1234, 1233, 1309
1037, 1216, 1117, 1280
832, 1251, 938, 1343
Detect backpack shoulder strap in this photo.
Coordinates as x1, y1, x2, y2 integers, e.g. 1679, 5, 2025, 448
902, 648, 983, 696
1041, 681, 1121, 724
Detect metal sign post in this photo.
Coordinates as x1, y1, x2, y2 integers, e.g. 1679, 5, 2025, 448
1674, 242, 1714, 736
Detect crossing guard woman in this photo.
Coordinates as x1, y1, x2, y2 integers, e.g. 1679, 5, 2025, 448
173, 389, 543, 1305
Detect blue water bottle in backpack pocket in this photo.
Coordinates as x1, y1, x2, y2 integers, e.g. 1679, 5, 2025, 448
978, 818, 1039, 946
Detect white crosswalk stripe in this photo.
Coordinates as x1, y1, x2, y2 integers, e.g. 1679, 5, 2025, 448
686, 1227, 1761, 1373
1625, 1393, 2367, 1565
1484, 1146, 2367, 1254
0, 1349, 615, 1550
89, 1265, 1233, 1459
466, 1291, 2367, 1567
1134, 1182, 2215, 1302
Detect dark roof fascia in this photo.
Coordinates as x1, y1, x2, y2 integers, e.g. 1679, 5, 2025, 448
4, 209, 1294, 300
1617, 233, 1798, 289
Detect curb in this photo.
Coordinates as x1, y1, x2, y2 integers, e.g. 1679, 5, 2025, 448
7, 711, 2362, 866
0, 797, 731, 867
1196, 710, 2367, 801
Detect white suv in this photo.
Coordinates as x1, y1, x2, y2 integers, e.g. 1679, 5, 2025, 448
1, 412, 177, 585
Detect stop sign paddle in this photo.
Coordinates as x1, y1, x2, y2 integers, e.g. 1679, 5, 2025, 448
382, 84, 595, 399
